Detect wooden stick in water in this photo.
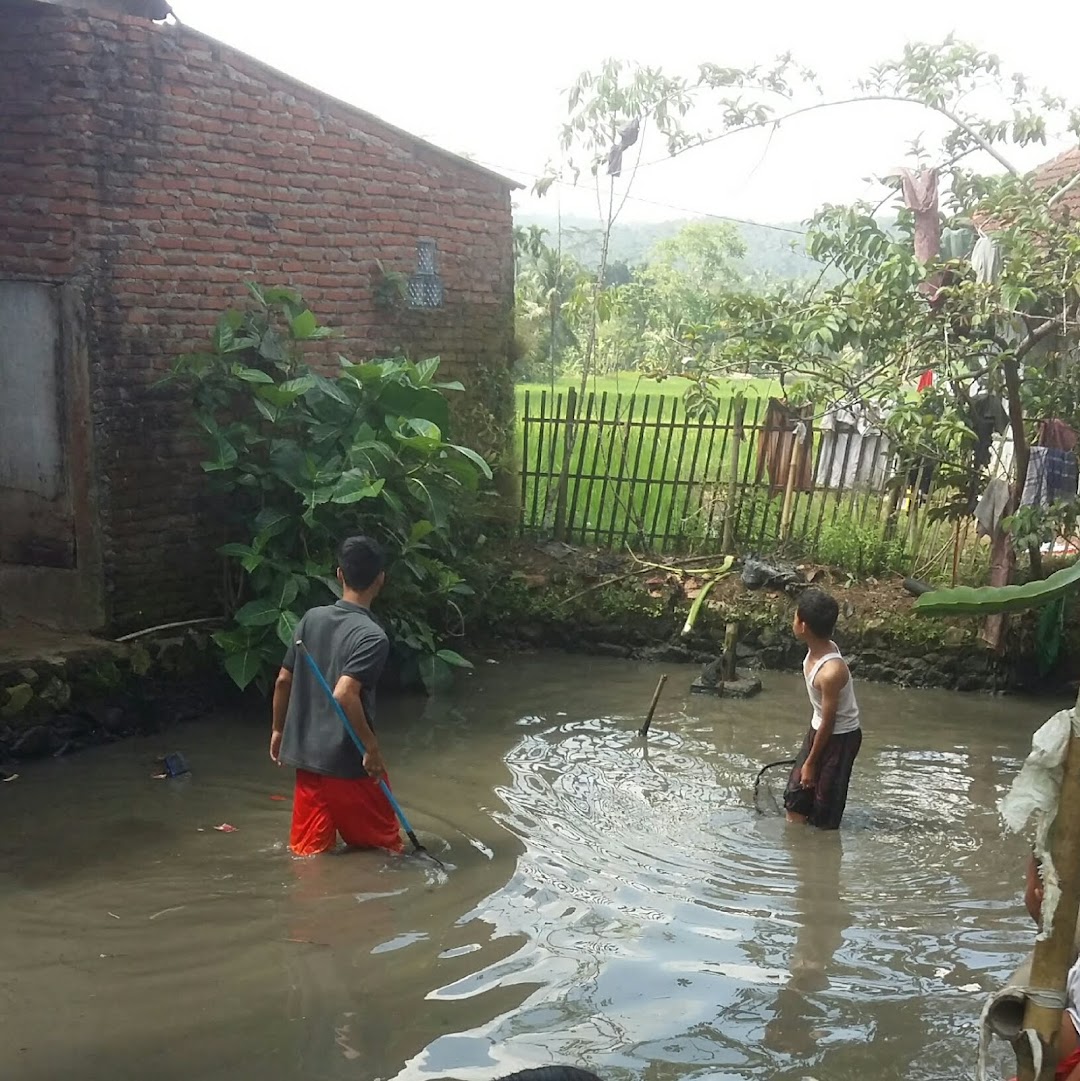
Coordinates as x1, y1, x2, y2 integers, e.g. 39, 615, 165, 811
639, 674, 668, 737
1016, 724, 1080, 1081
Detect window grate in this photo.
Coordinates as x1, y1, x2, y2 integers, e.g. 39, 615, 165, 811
407, 238, 443, 309
407, 274, 443, 308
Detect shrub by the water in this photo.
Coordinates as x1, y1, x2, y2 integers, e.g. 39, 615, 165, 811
165, 284, 492, 694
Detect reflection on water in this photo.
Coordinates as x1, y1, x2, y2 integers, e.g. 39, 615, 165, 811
0, 654, 1056, 1081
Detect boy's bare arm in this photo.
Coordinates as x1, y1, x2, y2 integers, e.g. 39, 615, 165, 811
332, 674, 387, 779
270, 666, 292, 763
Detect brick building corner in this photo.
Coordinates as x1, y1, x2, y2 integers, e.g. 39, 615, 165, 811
0, 0, 519, 634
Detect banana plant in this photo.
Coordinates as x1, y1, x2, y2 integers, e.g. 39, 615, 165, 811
913, 560, 1080, 617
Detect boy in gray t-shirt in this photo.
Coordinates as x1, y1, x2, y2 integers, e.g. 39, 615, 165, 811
271, 535, 402, 855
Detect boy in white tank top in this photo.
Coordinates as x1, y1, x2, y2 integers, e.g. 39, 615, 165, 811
783, 588, 862, 829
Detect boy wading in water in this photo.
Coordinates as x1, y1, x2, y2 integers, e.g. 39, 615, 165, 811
783, 589, 862, 830
270, 535, 403, 856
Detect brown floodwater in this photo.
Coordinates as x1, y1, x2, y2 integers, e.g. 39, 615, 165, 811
0, 654, 1059, 1081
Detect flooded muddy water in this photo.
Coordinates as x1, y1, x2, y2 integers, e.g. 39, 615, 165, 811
0, 654, 1056, 1081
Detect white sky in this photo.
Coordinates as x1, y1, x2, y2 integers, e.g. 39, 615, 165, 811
171, 0, 1080, 227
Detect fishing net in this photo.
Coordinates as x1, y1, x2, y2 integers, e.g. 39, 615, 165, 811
753, 758, 796, 816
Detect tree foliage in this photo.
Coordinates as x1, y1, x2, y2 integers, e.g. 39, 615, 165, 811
164, 285, 489, 694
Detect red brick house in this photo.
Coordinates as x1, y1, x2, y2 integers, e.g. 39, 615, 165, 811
0, 0, 519, 634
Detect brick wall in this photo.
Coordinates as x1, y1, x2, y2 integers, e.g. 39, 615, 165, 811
0, 2, 516, 632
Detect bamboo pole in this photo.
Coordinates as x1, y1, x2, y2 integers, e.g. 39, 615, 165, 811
780, 421, 805, 541
639, 675, 668, 738
551, 386, 577, 541
722, 397, 745, 555
1016, 719, 1080, 1081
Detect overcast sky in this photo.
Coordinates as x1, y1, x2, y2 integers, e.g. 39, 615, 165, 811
171, 0, 1080, 228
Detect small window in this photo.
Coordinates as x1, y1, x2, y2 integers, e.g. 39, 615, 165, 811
416, 238, 437, 275
407, 238, 443, 309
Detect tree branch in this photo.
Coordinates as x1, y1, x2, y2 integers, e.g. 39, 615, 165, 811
642, 94, 1020, 176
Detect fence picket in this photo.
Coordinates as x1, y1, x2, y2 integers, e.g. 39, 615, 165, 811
517, 386, 958, 577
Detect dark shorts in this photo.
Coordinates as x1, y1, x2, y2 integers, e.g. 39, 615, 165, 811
783, 727, 862, 830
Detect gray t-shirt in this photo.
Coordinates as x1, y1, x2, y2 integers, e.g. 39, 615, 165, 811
280, 601, 389, 778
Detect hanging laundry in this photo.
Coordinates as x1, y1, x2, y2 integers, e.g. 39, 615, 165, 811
898, 167, 941, 264
1020, 419, 1080, 509
971, 234, 1003, 285
617, 117, 641, 150
969, 392, 1009, 472
940, 226, 976, 262
898, 166, 943, 303
1020, 447, 1079, 510
755, 398, 814, 494
1037, 418, 1079, 453
606, 117, 641, 177
975, 477, 1011, 539
814, 406, 891, 490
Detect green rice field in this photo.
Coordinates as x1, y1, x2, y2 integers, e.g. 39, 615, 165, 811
513, 373, 976, 579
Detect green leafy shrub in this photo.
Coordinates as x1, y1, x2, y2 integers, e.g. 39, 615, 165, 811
165, 284, 491, 694
815, 519, 907, 578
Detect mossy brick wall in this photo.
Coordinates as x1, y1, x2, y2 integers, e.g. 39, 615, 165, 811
0, 5, 515, 633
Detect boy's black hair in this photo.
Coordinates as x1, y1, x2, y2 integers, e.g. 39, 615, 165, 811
338, 535, 385, 591
796, 588, 839, 639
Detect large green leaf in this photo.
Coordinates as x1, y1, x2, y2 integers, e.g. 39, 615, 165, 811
449, 443, 493, 480
377, 382, 450, 433
412, 357, 441, 385
224, 648, 263, 690
409, 519, 436, 544
280, 374, 317, 397
310, 374, 353, 408
276, 609, 300, 648
219, 542, 255, 559
213, 310, 244, 353
914, 560, 1080, 616
258, 329, 289, 365
232, 366, 275, 384
436, 648, 473, 669
252, 397, 280, 424
254, 507, 292, 538
268, 576, 300, 610
255, 384, 304, 409
418, 654, 454, 695
331, 473, 386, 505
289, 309, 318, 340
201, 430, 238, 472
341, 361, 386, 385
235, 597, 283, 627
269, 440, 314, 488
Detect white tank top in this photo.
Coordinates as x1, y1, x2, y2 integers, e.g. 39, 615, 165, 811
804, 645, 860, 734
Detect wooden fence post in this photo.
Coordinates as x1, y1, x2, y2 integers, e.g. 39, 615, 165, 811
721, 396, 745, 554
552, 386, 577, 542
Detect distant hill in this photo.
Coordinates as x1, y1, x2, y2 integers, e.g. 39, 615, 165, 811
515, 212, 820, 283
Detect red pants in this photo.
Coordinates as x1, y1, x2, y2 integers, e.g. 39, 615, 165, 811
290, 769, 403, 856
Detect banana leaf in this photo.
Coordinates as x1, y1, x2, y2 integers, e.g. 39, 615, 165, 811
913, 559, 1080, 617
